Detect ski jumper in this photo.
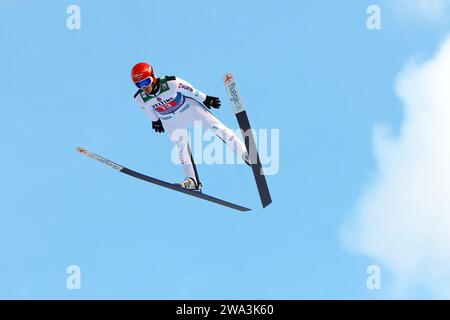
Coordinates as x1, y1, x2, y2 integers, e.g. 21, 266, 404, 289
134, 76, 247, 186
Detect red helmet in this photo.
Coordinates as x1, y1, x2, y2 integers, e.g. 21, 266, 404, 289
131, 62, 157, 86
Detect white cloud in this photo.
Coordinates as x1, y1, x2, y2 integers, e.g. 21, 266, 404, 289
342, 36, 450, 298
387, 0, 450, 21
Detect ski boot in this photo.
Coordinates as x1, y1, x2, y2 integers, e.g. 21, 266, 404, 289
179, 177, 202, 192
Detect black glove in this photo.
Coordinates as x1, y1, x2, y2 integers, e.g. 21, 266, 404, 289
203, 95, 221, 109
152, 119, 164, 133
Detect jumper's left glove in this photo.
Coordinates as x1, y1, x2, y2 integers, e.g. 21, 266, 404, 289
152, 119, 165, 133
203, 95, 221, 109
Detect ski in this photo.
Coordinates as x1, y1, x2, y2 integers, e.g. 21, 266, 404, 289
76, 147, 251, 212
224, 73, 272, 208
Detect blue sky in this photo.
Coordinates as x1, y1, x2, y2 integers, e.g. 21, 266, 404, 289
1, 0, 449, 299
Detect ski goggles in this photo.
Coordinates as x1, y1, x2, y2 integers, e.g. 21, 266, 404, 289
135, 77, 154, 89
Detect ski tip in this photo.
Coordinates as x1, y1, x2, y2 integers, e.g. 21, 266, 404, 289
223, 73, 234, 84
76, 147, 87, 154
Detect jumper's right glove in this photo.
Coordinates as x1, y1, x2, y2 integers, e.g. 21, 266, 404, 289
203, 95, 221, 109
152, 119, 164, 133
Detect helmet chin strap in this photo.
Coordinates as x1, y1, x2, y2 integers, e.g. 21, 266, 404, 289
150, 78, 160, 95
